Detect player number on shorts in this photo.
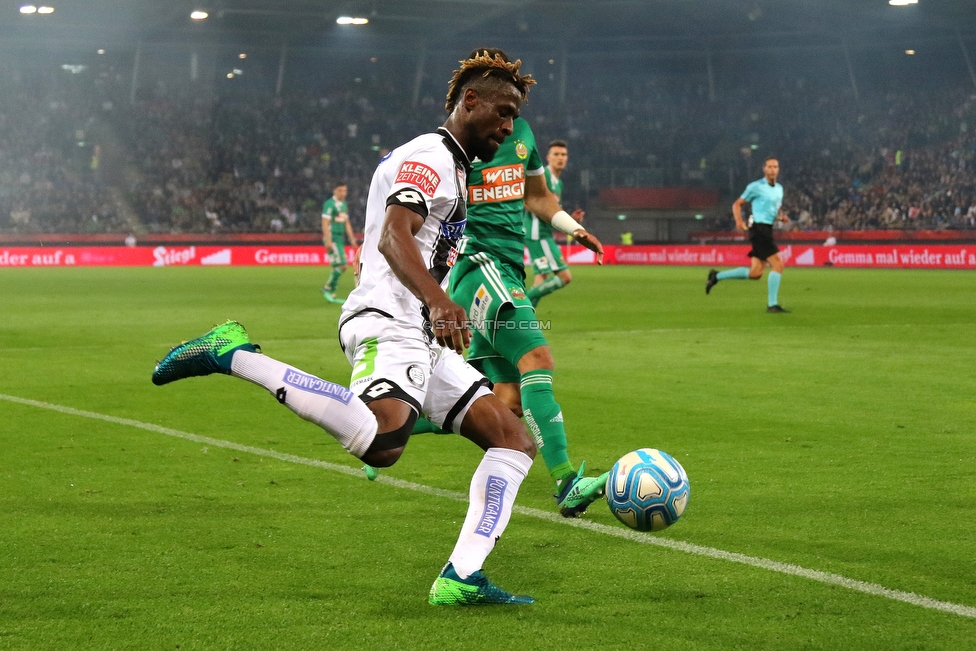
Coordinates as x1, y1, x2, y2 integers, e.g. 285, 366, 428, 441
366, 381, 394, 399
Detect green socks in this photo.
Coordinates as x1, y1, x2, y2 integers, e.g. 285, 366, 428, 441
326, 267, 343, 293
526, 275, 565, 305
520, 369, 574, 484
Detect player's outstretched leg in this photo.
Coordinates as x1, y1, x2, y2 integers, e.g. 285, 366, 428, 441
153, 321, 378, 459
429, 394, 536, 606
706, 267, 750, 294
152, 320, 259, 385
516, 348, 605, 518
705, 269, 718, 294
361, 416, 451, 480
554, 461, 610, 518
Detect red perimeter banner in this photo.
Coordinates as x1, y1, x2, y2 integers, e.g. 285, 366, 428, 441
0, 245, 353, 268
557, 244, 976, 269
2, 244, 975, 269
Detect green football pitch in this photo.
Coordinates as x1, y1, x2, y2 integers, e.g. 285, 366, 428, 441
1, 265, 974, 650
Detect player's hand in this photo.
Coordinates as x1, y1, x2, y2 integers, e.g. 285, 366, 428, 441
351, 246, 362, 277
571, 208, 585, 223
428, 296, 471, 355
573, 229, 604, 265
734, 219, 748, 232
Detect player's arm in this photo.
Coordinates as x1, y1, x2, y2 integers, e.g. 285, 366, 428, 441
524, 173, 603, 264
732, 198, 749, 231
343, 214, 357, 246
377, 206, 469, 354
322, 213, 334, 251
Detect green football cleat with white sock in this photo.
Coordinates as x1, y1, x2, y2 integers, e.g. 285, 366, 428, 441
555, 461, 611, 518
428, 563, 534, 605
152, 320, 259, 386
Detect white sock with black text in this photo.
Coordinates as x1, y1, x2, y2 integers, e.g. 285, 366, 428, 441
230, 350, 377, 457
448, 447, 533, 579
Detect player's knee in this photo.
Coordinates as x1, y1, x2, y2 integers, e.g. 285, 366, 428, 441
361, 411, 417, 467
361, 446, 404, 468
500, 417, 536, 459
749, 271, 763, 280
517, 346, 554, 373
493, 383, 523, 417
559, 271, 572, 285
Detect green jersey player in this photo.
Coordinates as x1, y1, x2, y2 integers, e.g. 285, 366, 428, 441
322, 182, 358, 303
448, 48, 606, 518
523, 140, 585, 307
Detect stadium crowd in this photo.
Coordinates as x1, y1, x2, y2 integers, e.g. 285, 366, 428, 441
2, 63, 976, 235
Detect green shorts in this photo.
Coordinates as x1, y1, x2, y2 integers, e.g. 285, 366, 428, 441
526, 236, 568, 275
327, 239, 347, 267
450, 252, 549, 384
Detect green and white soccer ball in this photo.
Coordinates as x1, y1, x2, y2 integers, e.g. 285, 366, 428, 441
606, 448, 690, 532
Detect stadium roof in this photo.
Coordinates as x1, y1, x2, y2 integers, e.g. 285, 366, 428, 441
3, 0, 976, 53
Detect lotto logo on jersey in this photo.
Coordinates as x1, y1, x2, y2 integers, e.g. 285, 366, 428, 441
395, 161, 441, 196
468, 164, 525, 203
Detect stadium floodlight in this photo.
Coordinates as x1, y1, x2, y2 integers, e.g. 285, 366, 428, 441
905, 49, 916, 55
97, 49, 105, 54
336, 16, 368, 25
888, 0, 918, 5
37, 5, 53, 13
19, 5, 37, 13
190, 10, 208, 20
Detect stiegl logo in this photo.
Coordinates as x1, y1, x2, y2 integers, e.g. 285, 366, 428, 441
153, 246, 196, 267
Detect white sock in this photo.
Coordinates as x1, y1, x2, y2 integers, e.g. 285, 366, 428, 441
230, 350, 377, 458
448, 447, 532, 579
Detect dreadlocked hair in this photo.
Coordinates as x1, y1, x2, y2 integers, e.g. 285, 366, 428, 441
445, 49, 535, 113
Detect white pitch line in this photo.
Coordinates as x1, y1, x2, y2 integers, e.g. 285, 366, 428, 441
4, 391, 975, 620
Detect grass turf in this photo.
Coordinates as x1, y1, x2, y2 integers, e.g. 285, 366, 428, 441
1, 265, 975, 650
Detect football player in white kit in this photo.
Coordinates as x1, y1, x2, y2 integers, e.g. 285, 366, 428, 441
153, 52, 539, 606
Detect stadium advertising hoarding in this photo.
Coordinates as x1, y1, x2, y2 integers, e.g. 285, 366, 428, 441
2, 244, 976, 269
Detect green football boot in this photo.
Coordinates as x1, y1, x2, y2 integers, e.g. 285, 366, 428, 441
152, 320, 259, 386
428, 563, 534, 606
555, 461, 611, 518
362, 464, 379, 481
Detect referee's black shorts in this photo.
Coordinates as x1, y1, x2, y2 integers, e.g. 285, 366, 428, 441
747, 223, 779, 260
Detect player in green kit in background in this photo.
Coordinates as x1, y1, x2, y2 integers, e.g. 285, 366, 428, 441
706, 157, 790, 312
524, 140, 585, 307
449, 48, 606, 517
322, 182, 358, 303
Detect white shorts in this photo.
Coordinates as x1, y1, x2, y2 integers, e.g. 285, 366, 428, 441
338, 312, 492, 433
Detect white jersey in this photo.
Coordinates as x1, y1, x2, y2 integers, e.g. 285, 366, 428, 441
341, 127, 470, 333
